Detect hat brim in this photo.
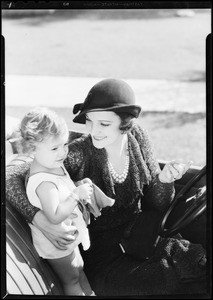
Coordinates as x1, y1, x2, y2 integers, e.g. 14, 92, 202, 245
73, 105, 142, 124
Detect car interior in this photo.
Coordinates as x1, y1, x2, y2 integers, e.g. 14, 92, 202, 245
4, 131, 208, 295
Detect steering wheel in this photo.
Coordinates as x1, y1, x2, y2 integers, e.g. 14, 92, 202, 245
159, 165, 206, 238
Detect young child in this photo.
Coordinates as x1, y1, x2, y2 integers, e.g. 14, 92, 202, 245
19, 107, 95, 296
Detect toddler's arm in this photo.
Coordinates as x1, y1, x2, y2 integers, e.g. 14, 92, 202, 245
36, 181, 93, 224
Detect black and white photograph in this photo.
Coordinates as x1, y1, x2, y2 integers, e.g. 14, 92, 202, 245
1, 1, 212, 298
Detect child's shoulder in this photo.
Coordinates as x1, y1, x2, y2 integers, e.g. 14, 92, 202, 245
27, 171, 58, 184
26, 172, 60, 194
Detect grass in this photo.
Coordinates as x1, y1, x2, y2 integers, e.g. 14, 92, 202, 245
140, 112, 206, 166
6, 106, 206, 167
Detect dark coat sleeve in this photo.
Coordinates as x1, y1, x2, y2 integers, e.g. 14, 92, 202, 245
64, 134, 91, 181
142, 176, 175, 212
6, 163, 39, 223
132, 125, 175, 212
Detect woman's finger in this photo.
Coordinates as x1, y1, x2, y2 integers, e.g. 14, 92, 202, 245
60, 235, 75, 243
69, 213, 78, 219
172, 160, 193, 179
184, 160, 193, 173
57, 231, 78, 245
54, 242, 68, 250
42, 234, 69, 250
165, 167, 174, 181
63, 229, 78, 240
57, 239, 73, 246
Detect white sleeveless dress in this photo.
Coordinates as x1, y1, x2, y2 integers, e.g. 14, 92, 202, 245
26, 167, 90, 259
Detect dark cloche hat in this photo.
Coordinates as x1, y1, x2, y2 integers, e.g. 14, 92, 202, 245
72, 78, 142, 124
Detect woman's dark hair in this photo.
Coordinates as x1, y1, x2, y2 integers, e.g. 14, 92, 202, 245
115, 112, 136, 134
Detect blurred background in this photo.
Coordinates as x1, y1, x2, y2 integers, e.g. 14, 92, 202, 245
2, 8, 211, 167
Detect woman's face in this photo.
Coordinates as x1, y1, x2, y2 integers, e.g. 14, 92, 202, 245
85, 111, 122, 149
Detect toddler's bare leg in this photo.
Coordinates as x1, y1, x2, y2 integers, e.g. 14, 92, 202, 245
47, 250, 84, 295
74, 247, 95, 296
79, 270, 96, 296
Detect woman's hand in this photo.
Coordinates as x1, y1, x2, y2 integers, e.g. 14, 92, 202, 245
159, 160, 193, 183
32, 210, 78, 250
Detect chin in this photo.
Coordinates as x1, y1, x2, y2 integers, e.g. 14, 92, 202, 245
92, 138, 107, 149
93, 142, 105, 149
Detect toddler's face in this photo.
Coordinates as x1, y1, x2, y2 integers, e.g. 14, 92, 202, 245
34, 131, 69, 170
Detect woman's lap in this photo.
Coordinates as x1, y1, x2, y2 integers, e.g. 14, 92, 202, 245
82, 228, 207, 296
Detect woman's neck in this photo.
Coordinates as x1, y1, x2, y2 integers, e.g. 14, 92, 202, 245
105, 134, 129, 175
105, 134, 128, 158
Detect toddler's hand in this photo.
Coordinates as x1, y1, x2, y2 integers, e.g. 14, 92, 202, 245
75, 178, 93, 186
74, 183, 93, 202
159, 160, 193, 183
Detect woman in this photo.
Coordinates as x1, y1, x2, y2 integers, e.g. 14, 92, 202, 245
6, 79, 206, 296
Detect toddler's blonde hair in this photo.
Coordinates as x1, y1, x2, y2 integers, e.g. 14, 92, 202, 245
19, 107, 68, 153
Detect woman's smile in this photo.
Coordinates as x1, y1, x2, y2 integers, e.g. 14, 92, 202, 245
86, 111, 123, 149
93, 136, 107, 141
